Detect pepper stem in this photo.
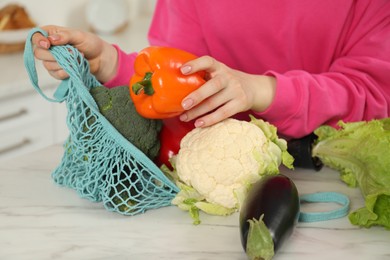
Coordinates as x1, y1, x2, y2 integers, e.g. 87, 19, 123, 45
132, 72, 154, 96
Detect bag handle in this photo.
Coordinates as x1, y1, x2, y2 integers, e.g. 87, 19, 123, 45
23, 27, 96, 103
298, 192, 350, 222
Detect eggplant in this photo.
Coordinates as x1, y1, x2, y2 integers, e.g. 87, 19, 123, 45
239, 174, 300, 260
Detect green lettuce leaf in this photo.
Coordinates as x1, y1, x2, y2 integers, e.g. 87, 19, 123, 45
312, 118, 390, 229
249, 115, 294, 171
169, 180, 235, 225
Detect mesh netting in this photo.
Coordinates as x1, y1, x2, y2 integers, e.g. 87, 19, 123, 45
24, 28, 179, 215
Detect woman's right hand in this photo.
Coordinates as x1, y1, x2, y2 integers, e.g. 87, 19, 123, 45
32, 25, 118, 83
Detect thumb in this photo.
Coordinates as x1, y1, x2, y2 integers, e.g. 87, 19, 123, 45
30, 25, 66, 48
42, 25, 82, 47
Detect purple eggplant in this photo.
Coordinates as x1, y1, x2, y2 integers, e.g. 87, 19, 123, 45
239, 174, 300, 260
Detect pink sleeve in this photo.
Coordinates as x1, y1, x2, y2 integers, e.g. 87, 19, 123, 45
256, 7, 390, 138
258, 63, 390, 138
104, 44, 137, 88
147, 0, 208, 56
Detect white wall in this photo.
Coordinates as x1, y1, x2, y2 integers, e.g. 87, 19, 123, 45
1, 0, 156, 30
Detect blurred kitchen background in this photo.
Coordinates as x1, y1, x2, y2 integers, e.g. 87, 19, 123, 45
0, 0, 156, 161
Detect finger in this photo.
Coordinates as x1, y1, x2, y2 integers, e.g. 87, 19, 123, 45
31, 25, 66, 48
32, 31, 50, 49
48, 68, 69, 80
182, 75, 226, 110
181, 84, 231, 121
36, 25, 85, 47
193, 100, 238, 128
42, 60, 63, 72
181, 55, 221, 75
33, 47, 56, 61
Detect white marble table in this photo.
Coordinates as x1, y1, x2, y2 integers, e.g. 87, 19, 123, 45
0, 144, 389, 260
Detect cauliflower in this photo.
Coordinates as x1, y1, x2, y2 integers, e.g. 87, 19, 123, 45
163, 116, 294, 224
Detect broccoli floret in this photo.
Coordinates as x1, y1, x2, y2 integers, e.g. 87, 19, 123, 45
90, 85, 162, 160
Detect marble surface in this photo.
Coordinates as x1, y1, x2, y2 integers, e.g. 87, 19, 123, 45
0, 145, 389, 260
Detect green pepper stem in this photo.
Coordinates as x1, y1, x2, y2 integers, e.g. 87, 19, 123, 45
132, 72, 154, 96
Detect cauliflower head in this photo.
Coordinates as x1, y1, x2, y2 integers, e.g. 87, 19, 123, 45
165, 116, 294, 224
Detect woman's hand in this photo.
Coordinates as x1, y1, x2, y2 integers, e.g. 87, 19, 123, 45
179, 56, 277, 127
31, 25, 118, 83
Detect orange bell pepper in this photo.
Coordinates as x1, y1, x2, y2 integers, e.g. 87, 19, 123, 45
129, 46, 206, 118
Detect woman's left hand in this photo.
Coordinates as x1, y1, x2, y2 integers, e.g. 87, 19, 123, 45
179, 56, 277, 127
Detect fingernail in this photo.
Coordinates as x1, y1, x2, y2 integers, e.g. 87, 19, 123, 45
195, 120, 204, 127
48, 34, 60, 41
39, 40, 49, 49
182, 98, 194, 109
181, 65, 192, 74
180, 114, 188, 121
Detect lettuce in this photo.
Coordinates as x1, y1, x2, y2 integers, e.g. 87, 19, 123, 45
312, 118, 390, 229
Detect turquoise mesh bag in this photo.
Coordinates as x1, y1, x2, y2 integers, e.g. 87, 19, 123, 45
23, 28, 179, 215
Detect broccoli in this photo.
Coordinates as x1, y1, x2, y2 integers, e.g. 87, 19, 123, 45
90, 85, 162, 160
88, 85, 163, 214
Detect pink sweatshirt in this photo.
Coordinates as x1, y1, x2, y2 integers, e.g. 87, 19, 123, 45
105, 0, 390, 138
